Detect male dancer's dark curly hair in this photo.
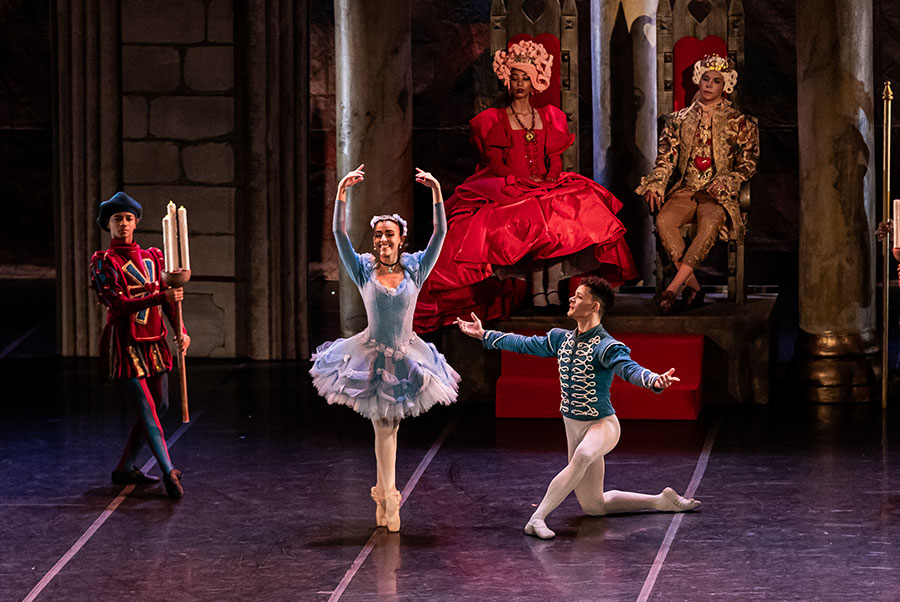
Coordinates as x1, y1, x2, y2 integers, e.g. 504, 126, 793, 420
579, 276, 615, 313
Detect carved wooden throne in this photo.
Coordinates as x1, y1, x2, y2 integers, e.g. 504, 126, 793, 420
655, 0, 751, 303
489, 0, 579, 172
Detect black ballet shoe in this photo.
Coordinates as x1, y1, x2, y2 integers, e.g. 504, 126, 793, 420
532, 292, 549, 313
163, 469, 184, 499
682, 286, 706, 309
111, 469, 160, 485
545, 291, 566, 315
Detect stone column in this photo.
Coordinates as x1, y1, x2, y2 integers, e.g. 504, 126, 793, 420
243, 0, 310, 359
591, 0, 657, 283
628, 0, 658, 284
590, 0, 613, 187
334, 0, 413, 336
795, 0, 877, 402
55, 0, 121, 356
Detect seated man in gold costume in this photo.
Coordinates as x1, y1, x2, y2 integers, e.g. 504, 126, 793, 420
636, 54, 759, 314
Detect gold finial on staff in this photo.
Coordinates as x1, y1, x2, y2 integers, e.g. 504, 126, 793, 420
882, 81, 892, 410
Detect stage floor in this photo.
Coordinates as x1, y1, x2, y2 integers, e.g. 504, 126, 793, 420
3, 357, 900, 602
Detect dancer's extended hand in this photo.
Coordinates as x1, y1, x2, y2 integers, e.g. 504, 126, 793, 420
337, 164, 365, 201
455, 312, 485, 339
415, 167, 440, 190
654, 368, 680, 389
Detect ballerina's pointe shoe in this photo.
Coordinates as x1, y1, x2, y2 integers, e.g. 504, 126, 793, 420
371, 486, 387, 528
524, 517, 555, 539
660, 487, 700, 512
384, 490, 402, 532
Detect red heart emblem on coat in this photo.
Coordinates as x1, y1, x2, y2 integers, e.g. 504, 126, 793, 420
694, 156, 712, 172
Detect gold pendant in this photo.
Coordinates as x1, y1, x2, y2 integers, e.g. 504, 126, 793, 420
524, 130, 535, 143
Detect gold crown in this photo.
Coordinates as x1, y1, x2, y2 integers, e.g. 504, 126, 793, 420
700, 54, 734, 72
509, 53, 536, 65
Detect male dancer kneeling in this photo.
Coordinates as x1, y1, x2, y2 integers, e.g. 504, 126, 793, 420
456, 276, 699, 539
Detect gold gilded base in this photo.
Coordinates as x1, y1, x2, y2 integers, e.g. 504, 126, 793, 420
792, 330, 880, 403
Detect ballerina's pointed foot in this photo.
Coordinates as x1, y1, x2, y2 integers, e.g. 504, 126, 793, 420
524, 517, 556, 539
384, 489, 402, 532
371, 486, 387, 528
661, 487, 700, 512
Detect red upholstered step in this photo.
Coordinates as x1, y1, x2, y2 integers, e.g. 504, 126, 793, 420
495, 331, 703, 420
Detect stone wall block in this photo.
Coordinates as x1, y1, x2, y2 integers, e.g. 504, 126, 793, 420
124, 185, 235, 234
123, 141, 179, 183
207, 0, 234, 43
183, 143, 234, 184
149, 97, 234, 140
184, 47, 234, 92
133, 231, 234, 278
122, 95, 148, 138
122, 0, 205, 44
122, 46, 181, 93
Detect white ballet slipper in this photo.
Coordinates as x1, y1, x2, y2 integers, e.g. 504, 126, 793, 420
524, 517, 555, 540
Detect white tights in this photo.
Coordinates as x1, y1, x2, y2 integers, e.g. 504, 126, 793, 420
530, 415, 698, 527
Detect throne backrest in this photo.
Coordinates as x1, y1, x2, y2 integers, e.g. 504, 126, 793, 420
489, 0, 579, 172
657, 0, 745, 113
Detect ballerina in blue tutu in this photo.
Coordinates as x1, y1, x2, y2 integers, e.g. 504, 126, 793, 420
310, 164, 460, 532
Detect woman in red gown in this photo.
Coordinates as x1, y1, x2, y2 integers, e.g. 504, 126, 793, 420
414, 40, 637, 332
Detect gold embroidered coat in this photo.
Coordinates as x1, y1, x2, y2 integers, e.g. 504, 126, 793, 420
636, 100, 760, 240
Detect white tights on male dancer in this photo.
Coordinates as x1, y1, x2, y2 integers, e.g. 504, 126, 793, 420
525, 414, 699, 539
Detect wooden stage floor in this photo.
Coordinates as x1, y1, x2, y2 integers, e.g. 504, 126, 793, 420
3, 355, 900, 601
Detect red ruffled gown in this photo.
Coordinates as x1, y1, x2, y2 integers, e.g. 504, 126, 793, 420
414, 104, 638, 333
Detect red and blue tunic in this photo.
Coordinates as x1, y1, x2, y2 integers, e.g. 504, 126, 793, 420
90, 238, 179, 382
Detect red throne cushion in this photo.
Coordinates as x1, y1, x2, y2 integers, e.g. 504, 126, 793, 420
507, 33, 561, 109
672, 36, 727, 110
495, 332, 704, 420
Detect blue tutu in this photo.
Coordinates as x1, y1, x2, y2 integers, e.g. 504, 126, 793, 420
311, 327, 460, 421
309, 230, 460, 421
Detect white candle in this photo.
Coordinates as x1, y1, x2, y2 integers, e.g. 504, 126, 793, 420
177, 205, 191, 270
166, 201, 178, 270
162, 215, 174, 271
894, 199, 900, 249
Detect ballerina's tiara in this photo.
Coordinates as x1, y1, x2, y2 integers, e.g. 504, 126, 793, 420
370, 214, 408, 236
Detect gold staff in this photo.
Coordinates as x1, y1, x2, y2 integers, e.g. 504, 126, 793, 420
882, 81, 892, 410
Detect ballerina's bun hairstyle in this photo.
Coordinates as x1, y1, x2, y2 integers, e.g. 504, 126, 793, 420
492, 39, 553, 93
